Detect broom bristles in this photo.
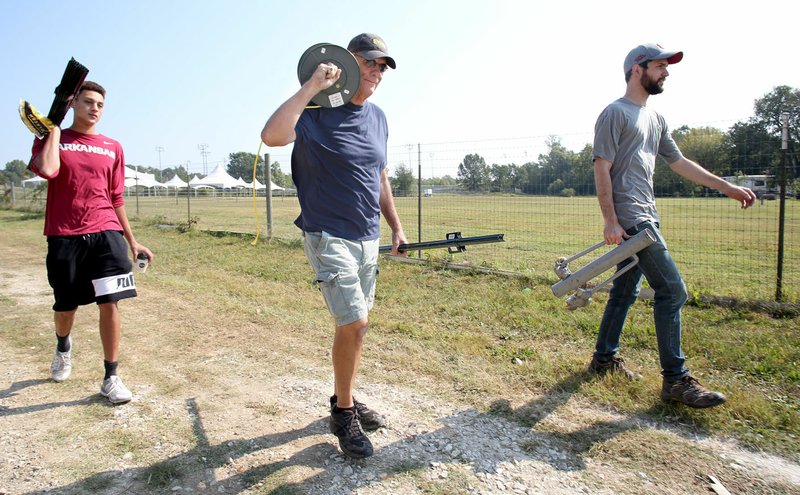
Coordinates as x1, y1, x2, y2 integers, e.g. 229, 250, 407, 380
47, 57, 89, 125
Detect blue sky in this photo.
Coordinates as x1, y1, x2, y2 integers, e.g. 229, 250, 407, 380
2, 0, 798, 177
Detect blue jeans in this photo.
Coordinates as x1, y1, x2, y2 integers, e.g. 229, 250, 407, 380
593, 221, 689, 381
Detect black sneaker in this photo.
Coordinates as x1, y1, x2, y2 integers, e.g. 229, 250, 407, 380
661, 375, 726, 408
330, 395, 386, 431
587, 356, 643, 380
329, 406, 374, 458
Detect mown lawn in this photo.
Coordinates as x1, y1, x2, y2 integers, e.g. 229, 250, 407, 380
2, 207, 797, 458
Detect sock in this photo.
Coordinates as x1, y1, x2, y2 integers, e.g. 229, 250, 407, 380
103, 360, 118, 380
56, 334, 71, 353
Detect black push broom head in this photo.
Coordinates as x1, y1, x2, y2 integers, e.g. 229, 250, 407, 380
47, 57, 89, 125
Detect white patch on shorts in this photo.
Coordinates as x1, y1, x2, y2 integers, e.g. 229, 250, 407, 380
92, 272, 136, 296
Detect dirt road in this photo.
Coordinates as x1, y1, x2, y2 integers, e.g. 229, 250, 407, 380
1, 239, 798, 495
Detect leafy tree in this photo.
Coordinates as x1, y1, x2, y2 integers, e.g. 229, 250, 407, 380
752, 85, 799, 178
227, 152, 264, 180
162, 165, 190, 182
572, 144, 595, 195
517, 161, 545, 195
673, 127, 729, 174
429, 175, 457, 186
490, 163, 518, 192
391, 163, 415, 196
653, 156, 696, 197
724, 121, 779, 177
537, 136, 575, 187
657, 126, 730, 197
127, 164, 147, 173
753, 86, 800, 143
457, 153, 490, 192
1, 160, 31, 186
269, 161, 289, 188
547, 178, 565, 195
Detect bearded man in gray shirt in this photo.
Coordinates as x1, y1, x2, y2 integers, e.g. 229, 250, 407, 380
588, 43, 757, 408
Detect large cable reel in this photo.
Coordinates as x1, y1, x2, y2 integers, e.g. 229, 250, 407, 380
297, 43, 360, 108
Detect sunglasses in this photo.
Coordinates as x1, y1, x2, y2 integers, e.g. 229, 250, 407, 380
358, 56, 389, 73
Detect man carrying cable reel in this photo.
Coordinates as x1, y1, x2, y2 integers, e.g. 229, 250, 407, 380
262, 33, 407, 458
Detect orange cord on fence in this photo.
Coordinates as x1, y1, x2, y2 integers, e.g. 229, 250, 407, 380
250, 142, 263, 245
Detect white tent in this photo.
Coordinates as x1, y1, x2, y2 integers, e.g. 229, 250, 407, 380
193, 164, 239, 189
162, 175, 188, 188
185, 175, 214, 193
249, 178, 266, 190
124, 166, 164, 188
235, 177, 249, 188
245, 178, 284, 191
22, 176, 47, 187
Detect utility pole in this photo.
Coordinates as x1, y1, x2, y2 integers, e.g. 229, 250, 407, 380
155, 146, 164, 182
198, 143, 209, 175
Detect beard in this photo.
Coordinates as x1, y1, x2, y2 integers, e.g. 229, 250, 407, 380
641, 71, 664, 95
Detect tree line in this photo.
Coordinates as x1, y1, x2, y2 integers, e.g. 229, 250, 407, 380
3, 86, 797, 198
390, 86, 799, 197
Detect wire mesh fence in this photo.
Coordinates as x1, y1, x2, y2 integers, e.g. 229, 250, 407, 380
10, 133, 798, 303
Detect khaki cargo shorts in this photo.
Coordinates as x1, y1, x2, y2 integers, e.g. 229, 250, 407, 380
302, 231, 379, 326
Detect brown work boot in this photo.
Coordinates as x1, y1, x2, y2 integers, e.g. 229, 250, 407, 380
661, 375, 726, 409
587, 356, 643, 380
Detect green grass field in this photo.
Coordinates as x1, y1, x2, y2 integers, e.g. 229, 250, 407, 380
1, 207, 798, 492
2, 208, 798, 455
16, 190, 800, 302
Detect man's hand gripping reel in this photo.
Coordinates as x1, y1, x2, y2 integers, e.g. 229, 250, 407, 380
552, 228, 657, 310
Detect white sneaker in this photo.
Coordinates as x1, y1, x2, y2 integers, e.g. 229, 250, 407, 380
50, 337, 72, 382
100, 375, 133, 404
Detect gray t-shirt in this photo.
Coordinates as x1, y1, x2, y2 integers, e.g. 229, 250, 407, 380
592, 98, 683, 229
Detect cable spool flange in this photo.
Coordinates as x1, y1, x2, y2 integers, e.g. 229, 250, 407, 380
297, 43, 360, 108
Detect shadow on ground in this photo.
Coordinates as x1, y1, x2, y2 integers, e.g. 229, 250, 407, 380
11, 370, 718, 494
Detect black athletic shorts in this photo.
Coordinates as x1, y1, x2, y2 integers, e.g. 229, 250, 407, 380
46, 230, 136, 312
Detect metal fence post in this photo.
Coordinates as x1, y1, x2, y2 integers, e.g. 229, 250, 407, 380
776, 112, 790, 301
135, 176, 140, 217
417, 143, 422, 258
264, 153, 272, 240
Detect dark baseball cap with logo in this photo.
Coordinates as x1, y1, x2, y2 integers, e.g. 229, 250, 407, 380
623, 43, 683, 73
347, 33, 396, 69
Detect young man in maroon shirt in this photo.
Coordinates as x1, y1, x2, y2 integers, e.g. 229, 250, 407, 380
30, 81, 153, 404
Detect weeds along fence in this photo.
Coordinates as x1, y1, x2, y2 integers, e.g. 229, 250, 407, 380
9, 135, 799, 303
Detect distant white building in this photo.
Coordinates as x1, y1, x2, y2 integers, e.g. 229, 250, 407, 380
722, 175, 772, 196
